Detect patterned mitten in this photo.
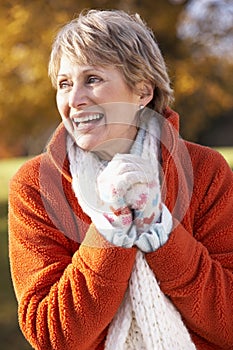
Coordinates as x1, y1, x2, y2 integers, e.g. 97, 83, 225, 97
124, 156, 162, 233
123, 155, 173, 253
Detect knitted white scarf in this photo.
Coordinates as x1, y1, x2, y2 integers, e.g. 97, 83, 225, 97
67, 116, 196, 350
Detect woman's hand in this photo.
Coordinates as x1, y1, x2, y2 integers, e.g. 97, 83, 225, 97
97, 153, 162, 234
128, 182, 162, 234
97, 153, 172, 253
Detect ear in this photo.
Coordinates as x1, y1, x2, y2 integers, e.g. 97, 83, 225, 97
138, 81, 154, 107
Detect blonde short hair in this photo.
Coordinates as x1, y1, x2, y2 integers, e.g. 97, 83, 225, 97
48, 9, 174, 112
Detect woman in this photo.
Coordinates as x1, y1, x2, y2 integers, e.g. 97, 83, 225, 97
9, 9, 233, 350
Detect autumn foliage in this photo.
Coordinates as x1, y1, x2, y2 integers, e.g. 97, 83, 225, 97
1, 0, 232, 157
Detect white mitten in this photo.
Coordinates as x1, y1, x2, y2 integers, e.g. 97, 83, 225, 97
134, 204, 173, 252
116, 154, 172, 253
124, 156, 162, 233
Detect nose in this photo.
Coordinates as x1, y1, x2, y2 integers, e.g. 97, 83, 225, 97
69, 83, 88, 109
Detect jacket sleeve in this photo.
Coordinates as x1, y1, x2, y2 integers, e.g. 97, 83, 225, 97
146, 147, 233, 349
8, 156, 136, 350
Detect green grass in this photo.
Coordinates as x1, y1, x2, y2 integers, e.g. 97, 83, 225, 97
215, 147, 233, 169
0, 157, 30, 202
0, 149, 232, 349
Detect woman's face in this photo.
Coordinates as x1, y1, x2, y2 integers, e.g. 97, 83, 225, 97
56, 55, 152, 158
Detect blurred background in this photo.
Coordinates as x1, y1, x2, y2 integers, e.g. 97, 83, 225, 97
0, 0, 232, 349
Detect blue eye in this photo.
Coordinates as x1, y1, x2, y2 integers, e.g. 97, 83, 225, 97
58, 80, 72, 89
87, 76, 101, 84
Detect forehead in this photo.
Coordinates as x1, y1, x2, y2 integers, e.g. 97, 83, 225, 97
58, 55, 92, 74
58, 50, 110, 69
57, 55, 123, 79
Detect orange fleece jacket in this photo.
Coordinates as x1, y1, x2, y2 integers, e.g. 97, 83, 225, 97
9, 108, 233, 350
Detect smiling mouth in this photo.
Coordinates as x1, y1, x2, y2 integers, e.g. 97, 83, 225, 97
73, 113, 104, 126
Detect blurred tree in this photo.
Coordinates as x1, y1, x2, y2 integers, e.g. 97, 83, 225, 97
177, 0, 233, 61
0, 0, 102, 156
0, 0, 232, 157
174, 0, 233, 142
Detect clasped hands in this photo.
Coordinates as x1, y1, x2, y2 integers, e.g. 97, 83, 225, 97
75, 153, 172, 252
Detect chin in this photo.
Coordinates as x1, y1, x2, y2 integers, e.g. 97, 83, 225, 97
74, 134, 102, 152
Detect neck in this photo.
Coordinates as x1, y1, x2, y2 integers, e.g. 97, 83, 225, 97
92, 137, 136, 161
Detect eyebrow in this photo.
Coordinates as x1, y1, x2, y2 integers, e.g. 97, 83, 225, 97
57, 67, 106, 78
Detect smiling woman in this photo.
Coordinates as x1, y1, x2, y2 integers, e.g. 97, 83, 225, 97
55, 57, 147, 157
8, 9, 233, 350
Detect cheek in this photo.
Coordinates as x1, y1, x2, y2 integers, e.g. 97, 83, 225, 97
104, 102, 138, 125
56, 94, 69, 118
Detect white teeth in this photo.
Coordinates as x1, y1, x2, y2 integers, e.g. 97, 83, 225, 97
73, 114, 103, 123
